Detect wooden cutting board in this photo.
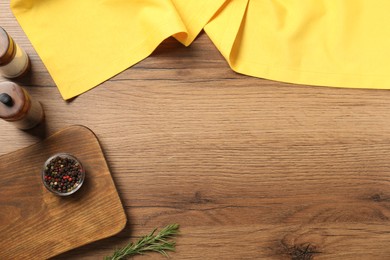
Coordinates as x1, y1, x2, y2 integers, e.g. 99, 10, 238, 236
0, 125, 127, 259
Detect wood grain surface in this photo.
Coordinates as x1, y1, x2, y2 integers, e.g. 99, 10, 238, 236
1, 2, 390, 259
0, 125, 126, 259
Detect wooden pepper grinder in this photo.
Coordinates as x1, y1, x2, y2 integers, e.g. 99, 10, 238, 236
0, 82, 44, 129
0, 26, 30, 78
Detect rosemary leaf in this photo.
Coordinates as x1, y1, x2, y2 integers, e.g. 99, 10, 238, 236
104, 224, 180, 260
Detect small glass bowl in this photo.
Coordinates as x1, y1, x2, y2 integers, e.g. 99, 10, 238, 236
42, 153, 85, 196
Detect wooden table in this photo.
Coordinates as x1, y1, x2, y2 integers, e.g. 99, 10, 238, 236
2, 3, 390, 260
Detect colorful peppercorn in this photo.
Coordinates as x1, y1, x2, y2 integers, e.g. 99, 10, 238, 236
42, 154, 84, 195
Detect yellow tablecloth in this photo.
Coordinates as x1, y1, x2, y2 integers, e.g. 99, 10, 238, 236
11, 0, 390, 100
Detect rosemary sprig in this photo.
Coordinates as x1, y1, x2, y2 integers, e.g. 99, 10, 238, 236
104, 224, 180, 260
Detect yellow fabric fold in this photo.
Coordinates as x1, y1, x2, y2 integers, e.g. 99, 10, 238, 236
206, 0, 390, 90
204, 0, 248, 64
11, 0, 226, 99
10, 0, 390, 100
